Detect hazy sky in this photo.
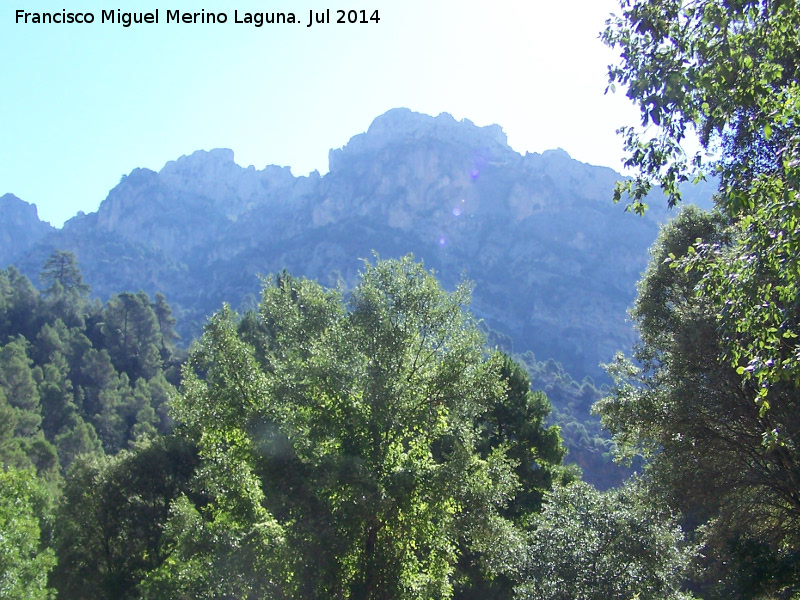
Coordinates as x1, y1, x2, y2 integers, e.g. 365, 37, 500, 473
2, 0, 638, 227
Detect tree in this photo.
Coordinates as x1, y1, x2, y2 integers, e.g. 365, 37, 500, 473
51, 436, 199, 600
452, 355, 573, 600
0, 468, 56, 600
0, 267, 39, 343
152, 292, 179, 361
171, 257, 537, 599
594, 206, 800, 599
517, 481, 696, 600
603, 0, 800, 408
102, 292, 161, 382
38, 251, 91, 330
477, 354, 568, 522
603, 0, 800, 211
0, 338, 59, 479
39, 250, 90, 298
0, 337, 42, 438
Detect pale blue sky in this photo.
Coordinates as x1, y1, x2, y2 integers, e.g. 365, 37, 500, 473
2, 0, 638, 227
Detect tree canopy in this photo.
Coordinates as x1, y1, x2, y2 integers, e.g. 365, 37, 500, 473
39, 250, 89, 298
604, 0, 800, 408
595, 206, 800, 598
518, 481, 695, 600
0, 467, 55, 600
164, 256, 565, 599
0, 244, 710, 599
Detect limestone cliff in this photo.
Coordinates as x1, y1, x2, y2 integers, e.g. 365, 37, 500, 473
1, 109, 708, 380
0, 194, 54, 267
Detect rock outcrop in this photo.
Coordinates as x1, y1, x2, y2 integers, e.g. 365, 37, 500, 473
1, 109, 711, 379
0, 194, 54, 267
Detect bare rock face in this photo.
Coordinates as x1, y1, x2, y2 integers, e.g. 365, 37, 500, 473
159, 149, 297, 219
3, 109, 706, 380
0, 194, 54, 267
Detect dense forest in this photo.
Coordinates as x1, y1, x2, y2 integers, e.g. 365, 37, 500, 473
0, 251, 683, 600
4, 0, 800, 598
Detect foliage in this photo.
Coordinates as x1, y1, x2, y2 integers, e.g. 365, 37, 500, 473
152, 291, 179, 359
170, 256, 556, 599
0, 251, 180, 469
516, 352, 632, 490
39, 250, 90, 298
139, 488, 289, 600
39, 250, 91, 329
0, 338, 59, 480
452, 354, 571, 600
50, 436, 199, 600
603, 0, 800, 408
0, 468, 55, 600
603, 0, 800, 211
517, 480, 696, 600
595, 206, 800, 599
102, 291, 162, 382
476, 354, 569, 523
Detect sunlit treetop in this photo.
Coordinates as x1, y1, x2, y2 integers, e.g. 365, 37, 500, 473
604, 0, 800, 214
605, 0, 800, 407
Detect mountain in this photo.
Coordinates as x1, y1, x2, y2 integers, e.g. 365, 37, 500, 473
0, 108, 712, 381
0, 193, 55, 267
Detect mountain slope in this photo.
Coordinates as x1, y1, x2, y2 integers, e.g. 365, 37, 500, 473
1, 108, 708, 380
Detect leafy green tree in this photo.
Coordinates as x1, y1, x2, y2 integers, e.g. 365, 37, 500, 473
75, 347, 159, 454
517, 481, 696, 600
0, 338, 58, 479
603, 0, 800, 412
0, 392, 28, 471
0, 468, 56, 600
51, 435, 199, 600
36, 351, 102, 470
37, 352, 75, 440
53, 416, 102, 473
453, 354, 571, 600
139, 482, 290, 600
93, 372, 159, 454
0, 337, 42, 438
146, 371, 175, 434
595, 206, 800, 599
152, 292, 179, 359
171, 257, 532, 599
478, 354, 567, 521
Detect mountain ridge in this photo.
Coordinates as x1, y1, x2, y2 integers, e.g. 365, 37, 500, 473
0, 109, 713, 380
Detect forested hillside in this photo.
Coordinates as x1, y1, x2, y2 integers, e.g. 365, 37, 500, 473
0, 252, 180, 474
0, 111, 712, 490
0, 252, 694, 599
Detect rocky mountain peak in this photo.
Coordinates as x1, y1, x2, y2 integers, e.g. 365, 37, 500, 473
0, 109, 715, 380
0, 193, 54, 266
329, 108, 512, 172
0, 193, 49, 224
158, 149, 284, 217
159, 148, 236, 184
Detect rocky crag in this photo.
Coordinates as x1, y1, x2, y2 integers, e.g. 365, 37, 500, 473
0, 193, 55, 267
1, 108, 712, 380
